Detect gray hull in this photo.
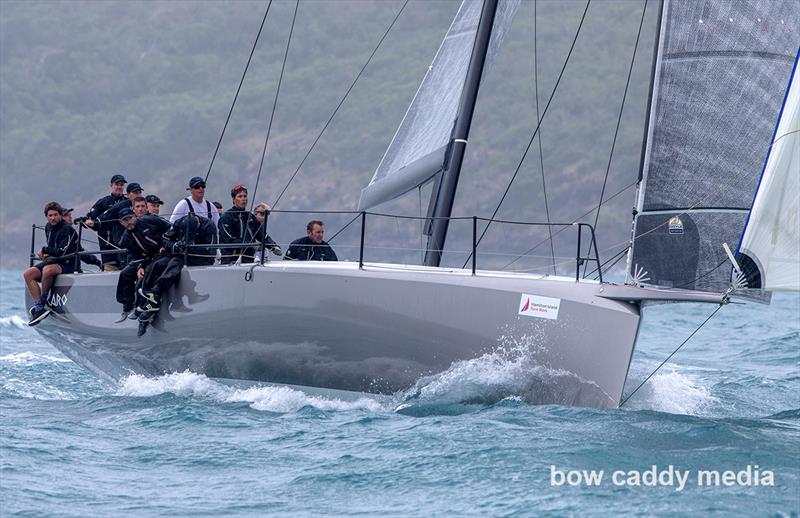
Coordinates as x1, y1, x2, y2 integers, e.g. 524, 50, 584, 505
28, 262, 644, 409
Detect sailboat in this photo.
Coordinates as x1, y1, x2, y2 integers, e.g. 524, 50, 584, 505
25, 0, 799, 409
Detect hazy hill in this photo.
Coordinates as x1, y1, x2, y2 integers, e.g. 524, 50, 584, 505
0, 0, 658, 273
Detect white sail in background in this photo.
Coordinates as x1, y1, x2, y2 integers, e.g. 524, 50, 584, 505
738, 51, 800, 292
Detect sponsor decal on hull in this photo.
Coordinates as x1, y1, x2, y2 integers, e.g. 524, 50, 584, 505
518, 294, 561, 320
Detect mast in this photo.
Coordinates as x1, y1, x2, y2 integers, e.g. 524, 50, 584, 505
424, 0, 499, 267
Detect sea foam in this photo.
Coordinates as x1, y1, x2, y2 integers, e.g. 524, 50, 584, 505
116, 371, 383, 413
624, 368, 717, 415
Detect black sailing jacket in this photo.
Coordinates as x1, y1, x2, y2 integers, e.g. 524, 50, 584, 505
162, 214, 218, 267
42, 220, 79, 265
85, 193, 125, 264
218, 207, 278, 264
119, 215, 171, 264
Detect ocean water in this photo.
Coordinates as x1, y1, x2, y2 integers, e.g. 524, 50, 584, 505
1, 270, 798, 516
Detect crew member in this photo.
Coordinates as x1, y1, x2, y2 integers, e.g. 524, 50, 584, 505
97, 182, 144, 267
284, 220, 337, 261
218, 186, 280, 264
84, 174, 126, 270
114, 207, 171, 322
132, 196, 148, 217
169, 176, 220, 227
63, 208, 102, 271
23, 202, 79, 325
137, 212, 217, 336
145, 194, 164, 217
250, 202, 282, 262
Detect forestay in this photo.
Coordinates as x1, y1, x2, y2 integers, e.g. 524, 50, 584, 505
628, 0, 798, 293
358, 0, 519, 211
738, 50, 800, 292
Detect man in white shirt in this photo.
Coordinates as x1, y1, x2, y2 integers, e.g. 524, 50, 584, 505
169, 176, 221, 226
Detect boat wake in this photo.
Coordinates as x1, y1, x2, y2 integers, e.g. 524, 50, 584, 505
622, 369, 718, 415
117, 371, 383, 413
395, 339, 613, 414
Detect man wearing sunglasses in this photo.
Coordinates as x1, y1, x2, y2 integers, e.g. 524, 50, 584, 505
169, 176, 221, 227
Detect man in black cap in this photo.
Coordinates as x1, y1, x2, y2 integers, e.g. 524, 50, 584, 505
84, 174, 127, 271
97, 182, 145, 268
169, 176, 220, 227
145, 194, 164, 217
114, 207, 171, 322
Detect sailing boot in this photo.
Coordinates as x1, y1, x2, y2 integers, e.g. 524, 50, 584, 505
137, 288, 160, 314
27, 301, 51, 326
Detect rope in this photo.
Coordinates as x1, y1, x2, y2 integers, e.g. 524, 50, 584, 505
620, 302, 725, 407
462, 0, 592, 269
271, 0, 409, 209
584, 0, 648, 276
204, 0, 273, 183
533, 0, 556, 275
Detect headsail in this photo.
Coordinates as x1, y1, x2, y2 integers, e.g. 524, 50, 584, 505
628, 0, 799, 293
358, 0, 519, 211
737, 49, 800, 292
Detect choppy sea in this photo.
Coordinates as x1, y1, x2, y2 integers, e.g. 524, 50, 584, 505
1, 270, 798, 516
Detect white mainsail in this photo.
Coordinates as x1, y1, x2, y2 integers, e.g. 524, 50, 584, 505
738, 51, 800, 292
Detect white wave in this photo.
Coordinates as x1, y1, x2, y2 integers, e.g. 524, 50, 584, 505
400, 337, 610, 408
0, 315, 28, 329
0, 351, 72, 365
116, 371, 383, 413
625, 369, 717, 415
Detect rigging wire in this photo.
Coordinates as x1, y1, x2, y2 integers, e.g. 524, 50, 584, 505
588, 245, 629, 279
620, 303, 725, 407
583, 0, 648, 277
533, 0, 556, 276
271, 0, 410, 209
203, 0, 273, 184
250, 0, 299, 213
501, 179, 637, 270
461, 0, 592, 269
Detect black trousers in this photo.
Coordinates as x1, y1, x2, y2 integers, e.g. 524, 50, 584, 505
115, 261, 146, 311
142, 255, 184, 296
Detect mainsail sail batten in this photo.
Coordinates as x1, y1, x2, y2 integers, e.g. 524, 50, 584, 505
629, 0, 798, 293
358, 0, 519, 211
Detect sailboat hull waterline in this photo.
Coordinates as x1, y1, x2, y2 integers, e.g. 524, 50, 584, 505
28, 262, 657, 409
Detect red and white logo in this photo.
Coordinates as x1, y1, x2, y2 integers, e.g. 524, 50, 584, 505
518, 294, 560, 320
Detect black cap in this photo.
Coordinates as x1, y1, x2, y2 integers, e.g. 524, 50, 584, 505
145, 194, 163, 205
110, 174, 127, 184
118, 207, 135, 219
61, 207, 74, 216
126, 182, 143, 193
187, 176, 206, 189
